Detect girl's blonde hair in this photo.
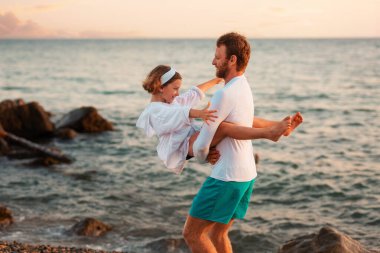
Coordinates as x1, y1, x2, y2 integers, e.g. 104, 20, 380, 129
142, 65, 182, 94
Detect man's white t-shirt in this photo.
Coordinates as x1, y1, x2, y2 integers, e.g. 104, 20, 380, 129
193, 75, 257, 182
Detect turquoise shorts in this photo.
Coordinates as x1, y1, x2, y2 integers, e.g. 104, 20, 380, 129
189, 177, 256, 224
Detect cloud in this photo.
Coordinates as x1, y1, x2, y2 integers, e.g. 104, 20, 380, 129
0, 12, 141, 38
0, 11, 53, 38
79, 30, 142, 38
32, 4, 62, 11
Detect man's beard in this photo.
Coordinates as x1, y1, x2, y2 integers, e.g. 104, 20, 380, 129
216, 61, 229, 78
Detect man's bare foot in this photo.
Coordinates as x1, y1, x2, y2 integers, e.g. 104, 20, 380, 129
284, 112, 303, 136
268, 116, 291, 142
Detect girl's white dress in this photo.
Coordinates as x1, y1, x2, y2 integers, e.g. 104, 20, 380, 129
136, 86, 205, 174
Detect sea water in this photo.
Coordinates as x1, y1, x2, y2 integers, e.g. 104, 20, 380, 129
0, 39, 379, 252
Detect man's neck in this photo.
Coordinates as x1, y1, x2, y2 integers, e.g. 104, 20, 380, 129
224, 70, 245, 84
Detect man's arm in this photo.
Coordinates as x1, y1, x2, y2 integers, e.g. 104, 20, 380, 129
193, 91, 231, 162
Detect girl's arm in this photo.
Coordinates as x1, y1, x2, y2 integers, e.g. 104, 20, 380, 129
173, 78, 222, 107
189, 102, 217, 125
196, 78, 223, 93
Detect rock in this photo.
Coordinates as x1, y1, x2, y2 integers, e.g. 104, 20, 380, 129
54, 128, 77, 139
28, 157, 61, 167
69, 218, 111, 237
55, 107, 113, 133
6, 149, 40, 160
0, 99, 24, 112
0, 100, 54, 139
146, 238, 188, 252
0, 205, 13, 229
0, 240, 123, 252
278, 226, 380, 253
0, 124, 10, 155
0, 138, 9, 155
254, 153, 259, 164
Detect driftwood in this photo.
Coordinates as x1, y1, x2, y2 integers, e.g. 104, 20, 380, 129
4, 132, 72, 163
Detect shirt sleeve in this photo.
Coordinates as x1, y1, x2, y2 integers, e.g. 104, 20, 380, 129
173, 86, 205, 107
151, 105, 192, 136
193, 90, 232, 162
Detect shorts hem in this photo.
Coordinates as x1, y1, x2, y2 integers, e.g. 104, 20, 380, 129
188, 213, 231, 225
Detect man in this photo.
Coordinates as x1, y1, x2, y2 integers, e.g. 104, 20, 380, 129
183, 32, 301, 253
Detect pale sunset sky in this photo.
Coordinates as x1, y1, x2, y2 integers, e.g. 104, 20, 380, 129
0, 0, 379, 39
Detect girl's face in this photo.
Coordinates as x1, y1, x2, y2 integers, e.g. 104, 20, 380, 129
161, 79, 182, 103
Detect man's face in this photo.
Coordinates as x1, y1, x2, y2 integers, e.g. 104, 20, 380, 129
161, 79, 181, 104
212, 45, 229, 78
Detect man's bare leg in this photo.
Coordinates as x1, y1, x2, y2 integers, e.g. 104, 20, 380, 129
183, 216, 217, 253
284, 112, 303, 136
209, 219, 235, 253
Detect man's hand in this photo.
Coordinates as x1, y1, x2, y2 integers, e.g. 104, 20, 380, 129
206, 147, 220, 165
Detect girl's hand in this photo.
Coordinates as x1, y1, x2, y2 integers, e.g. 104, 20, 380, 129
199, 102, 218, 125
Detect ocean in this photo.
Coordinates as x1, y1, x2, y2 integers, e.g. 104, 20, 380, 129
0, 38, 379, 252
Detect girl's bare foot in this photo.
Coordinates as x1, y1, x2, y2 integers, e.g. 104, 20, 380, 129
268, 116, 291, 142
284, 112, 303, 136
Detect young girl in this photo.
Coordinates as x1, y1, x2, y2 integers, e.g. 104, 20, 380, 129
136, 65, 302, 174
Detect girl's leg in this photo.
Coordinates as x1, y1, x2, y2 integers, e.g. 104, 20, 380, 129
188, 118, 290, 156
210, 118, 290, 146
188, 132, 200, 157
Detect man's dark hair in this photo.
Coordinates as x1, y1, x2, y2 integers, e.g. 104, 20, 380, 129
217, 32, 251, 71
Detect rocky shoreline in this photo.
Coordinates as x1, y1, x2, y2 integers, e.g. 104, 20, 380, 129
0, 98, 113, 167
0, 241, 123, 253
1, 99, 379, 253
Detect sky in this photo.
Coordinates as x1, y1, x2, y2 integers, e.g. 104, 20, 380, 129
0, 0, 379, 39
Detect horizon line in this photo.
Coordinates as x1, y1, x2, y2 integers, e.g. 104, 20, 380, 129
1, 36, 379, 40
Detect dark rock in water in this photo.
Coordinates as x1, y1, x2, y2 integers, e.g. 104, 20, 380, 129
278, 226, 380, 253
254, 153, 259, 164
0, 99, 25, 112
0, 124, 9, 155
0, 100, 54, 139
0, 205, 13, 229
54, 128, 78, 139
5, 133, 72, 163
28, 157, 61, 167
69, 218, 112, 237
6, 149, 38, 160
55, 107, 113, 133
0, 138, 10, 156
146, 237, 188, 253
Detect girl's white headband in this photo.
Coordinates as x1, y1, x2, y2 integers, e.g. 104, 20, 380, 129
160, 67, 176, 86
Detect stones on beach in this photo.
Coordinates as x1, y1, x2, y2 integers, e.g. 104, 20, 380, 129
0, 100, 54, 139
146, 237, 188, 252
28, 157, 62, 167
54, 128, 78, 140
278, 226, 380, 253
0, 205, 13, 229
69, 218, 112, 237
55, 107, 113, 133
0, 99, 113, 167
0, 241, 123, 253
